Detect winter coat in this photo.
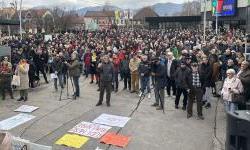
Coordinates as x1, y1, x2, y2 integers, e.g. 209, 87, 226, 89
138, 61, 151, 77
221, 77, 243, 102
67, 60, 81, 77
17, 63, 29, 90
98, 62, 114, 82
120, 59, 130, 74
199, 63, 213, 87
174, 67, 191, 89
129, 58, 141, 74
154, 63, 166, 89
238, 69, 250, 101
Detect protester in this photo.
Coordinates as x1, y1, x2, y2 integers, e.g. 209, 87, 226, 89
129, 54, 140, 93
96, 55, 114, 107
221, 69, 243, 112
65, 51, 81, 98
16, 58, 29, 101
151, 57, 166, 110
174, 61, 190, 110
0, 57, 14, 100
237, 61, 250, 108
187, 63, 204, 120
120, 54, 131, 91
138, 55, 151, 98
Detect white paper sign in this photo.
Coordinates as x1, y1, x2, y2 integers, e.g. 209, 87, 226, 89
92, 114, 130, 128
14, 105, 39, 113
0, 114, 36, 130
68, 121, 111, 139
50, 73, 58, 79
44, 35, 52, 42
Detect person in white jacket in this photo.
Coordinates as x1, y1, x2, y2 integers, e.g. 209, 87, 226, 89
221, 69, 243, 112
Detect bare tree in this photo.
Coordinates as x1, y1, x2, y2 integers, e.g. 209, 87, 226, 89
180, 0, 201, 16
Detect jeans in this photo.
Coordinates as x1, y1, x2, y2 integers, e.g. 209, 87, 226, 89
224, 101, 238, 113
54, 74, 64, 90
203, 87, 212, 103
72, 76, 80, 96
140, 76, 150, 94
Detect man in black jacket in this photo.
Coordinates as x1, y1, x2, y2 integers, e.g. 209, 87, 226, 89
152, 58, 166, 110
165, 52, 178, 97
138, 55, 151, 98
96, 55, 114, 107
174, 61, 191, 110
52, 54, 64, 91
120, 54, 131, 91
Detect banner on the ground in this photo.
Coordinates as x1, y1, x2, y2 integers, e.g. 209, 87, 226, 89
55, 134, 89, 149
92, 114, 130, 128
0, 114, 35, 130
100, 132, 131, 148
14, 105, 39, 113
68, 121, 111, 139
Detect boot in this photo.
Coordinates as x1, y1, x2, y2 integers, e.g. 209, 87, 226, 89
24, 96, 28, 102
17, 97, 24, 101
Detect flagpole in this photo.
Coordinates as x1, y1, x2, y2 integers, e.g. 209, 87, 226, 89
19, 0, 23, 40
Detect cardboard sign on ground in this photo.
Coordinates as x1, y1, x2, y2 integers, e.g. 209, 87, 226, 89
14, 105, 39, 113
100, 132, 131, 148
68, 121, 111, 138
92, 114, 130, 128
0, 114, 36, 130
55, 134, 89, 149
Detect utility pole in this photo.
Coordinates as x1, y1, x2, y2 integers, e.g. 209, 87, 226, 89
203, 0, 207, 43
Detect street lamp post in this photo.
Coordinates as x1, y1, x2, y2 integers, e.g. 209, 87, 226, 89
19, 0, 23, 40
203, 0, 207, 43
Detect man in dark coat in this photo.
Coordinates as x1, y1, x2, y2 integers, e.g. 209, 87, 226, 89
174, 61, 191, 110
165, 52, 178, 97
199, 57, 213, 108
52, 54, 64, 91
152, 58, 166, 110
96, 55, 114, 107
33, 48, 49, 83
120, 54, 131, 91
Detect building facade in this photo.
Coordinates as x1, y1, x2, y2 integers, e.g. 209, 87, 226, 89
200, 0, 250, 32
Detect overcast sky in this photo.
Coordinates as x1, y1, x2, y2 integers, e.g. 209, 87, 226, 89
4, 0, 186, 9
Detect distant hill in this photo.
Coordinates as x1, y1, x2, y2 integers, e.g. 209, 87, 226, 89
152, 3, 183, 16
32, 2, 184, 17
77, 5, 121, 16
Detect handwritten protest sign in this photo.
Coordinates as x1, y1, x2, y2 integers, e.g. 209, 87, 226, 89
14, 105, 39, 113
100, 132, 131, 148
68, 121, 111, 139
55, 134, 89, 149
92, 114, 130, 128
0, 114, 36, 130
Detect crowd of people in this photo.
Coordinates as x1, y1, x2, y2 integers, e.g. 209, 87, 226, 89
0, 27, 250, 120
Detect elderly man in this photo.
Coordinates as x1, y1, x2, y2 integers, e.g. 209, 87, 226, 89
65, 51, 81, 99
96, 55, 114, 107
187, 63, 204, 120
